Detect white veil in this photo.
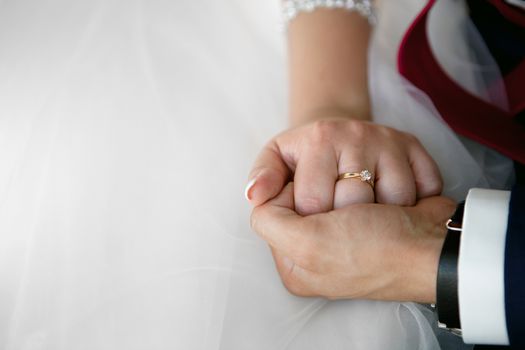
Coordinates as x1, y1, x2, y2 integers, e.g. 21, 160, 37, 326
0, 0, 512, 349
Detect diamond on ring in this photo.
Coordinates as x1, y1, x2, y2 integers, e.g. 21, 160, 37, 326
359, 169, 372, 182
337, 169, 375, 189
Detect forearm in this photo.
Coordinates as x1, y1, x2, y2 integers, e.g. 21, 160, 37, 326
287, 9, 372, 127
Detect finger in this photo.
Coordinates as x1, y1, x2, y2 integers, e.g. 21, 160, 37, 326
251, 183, 319, 263
414, 196, 456, 221
251, 182, 302, 249
333, 151, 375, 209
407, 138, 443, 198
293, 141, 338, 215
374, 153, 417, 206
264, 180, 296, 211
245, 140, 290, 206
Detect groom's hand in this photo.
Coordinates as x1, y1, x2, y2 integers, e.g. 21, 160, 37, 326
250, 182, 455, 303
245, 118, 442, 215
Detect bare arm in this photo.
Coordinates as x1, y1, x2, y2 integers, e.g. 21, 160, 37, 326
287, 9, 372, 126
246, 6, 441, 212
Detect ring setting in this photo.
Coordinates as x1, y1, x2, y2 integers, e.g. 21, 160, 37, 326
337, 169, 374, 189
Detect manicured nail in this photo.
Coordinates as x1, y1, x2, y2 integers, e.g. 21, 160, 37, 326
244, 178, 257, 201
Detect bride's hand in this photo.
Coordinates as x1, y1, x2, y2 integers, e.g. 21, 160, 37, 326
245, 117, 442, 215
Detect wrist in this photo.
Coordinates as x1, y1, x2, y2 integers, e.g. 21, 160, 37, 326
289, 104, 371, 127
370, 203, 450, 303
400, 202, 452, 304
405, 225, 446, 304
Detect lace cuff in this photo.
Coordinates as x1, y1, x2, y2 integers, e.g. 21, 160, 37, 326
282, 0, 376, 25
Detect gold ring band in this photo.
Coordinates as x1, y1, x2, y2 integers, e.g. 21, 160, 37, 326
337, 169, 374, 189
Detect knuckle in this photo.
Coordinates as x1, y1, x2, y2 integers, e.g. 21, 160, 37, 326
281, 272, 312, 297
378, 125, 405, 146
281, 275, 302, 296
309, 119, 340, 143
345, 120, 368, 142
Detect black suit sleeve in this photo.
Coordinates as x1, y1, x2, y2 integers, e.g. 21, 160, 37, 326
504, 184, 525, 348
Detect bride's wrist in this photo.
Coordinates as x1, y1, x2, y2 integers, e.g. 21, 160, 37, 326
289, 104, 371, 127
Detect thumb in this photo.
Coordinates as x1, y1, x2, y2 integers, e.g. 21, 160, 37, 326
245, 141, 290, 206
250, 182, 302, 248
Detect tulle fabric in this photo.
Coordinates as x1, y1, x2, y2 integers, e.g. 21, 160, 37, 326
0, 0, 512, 349
371, 0, 515, 199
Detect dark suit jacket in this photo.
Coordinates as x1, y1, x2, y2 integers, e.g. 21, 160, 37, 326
505, 184, 525, 348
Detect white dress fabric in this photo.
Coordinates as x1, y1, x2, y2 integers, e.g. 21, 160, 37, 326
0, 0, 513, 349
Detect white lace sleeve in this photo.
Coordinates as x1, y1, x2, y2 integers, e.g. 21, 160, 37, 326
282, 0, 376, 25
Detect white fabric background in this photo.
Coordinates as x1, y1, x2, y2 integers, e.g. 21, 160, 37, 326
0, 0, 512, 349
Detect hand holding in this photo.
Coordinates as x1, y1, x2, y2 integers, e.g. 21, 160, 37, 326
250, 182, 456, 303
246, 118, 442, 215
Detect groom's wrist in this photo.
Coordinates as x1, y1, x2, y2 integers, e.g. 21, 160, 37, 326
397, 204, 450, 304
410, 228, 447, 304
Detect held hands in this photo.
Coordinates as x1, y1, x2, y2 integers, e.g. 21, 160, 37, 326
246, 117, 451, 302
246, 117, 443, 212
250, 183, 455, 303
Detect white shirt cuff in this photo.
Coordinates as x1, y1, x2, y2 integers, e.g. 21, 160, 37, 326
458, 188, 510, 345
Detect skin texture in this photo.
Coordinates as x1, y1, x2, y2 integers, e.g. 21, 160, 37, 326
246, 117, 443, 213
251, 183, 455, 304
287, 9, 372, 126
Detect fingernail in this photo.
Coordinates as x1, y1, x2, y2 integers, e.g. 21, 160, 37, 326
244, 178, 257, 201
